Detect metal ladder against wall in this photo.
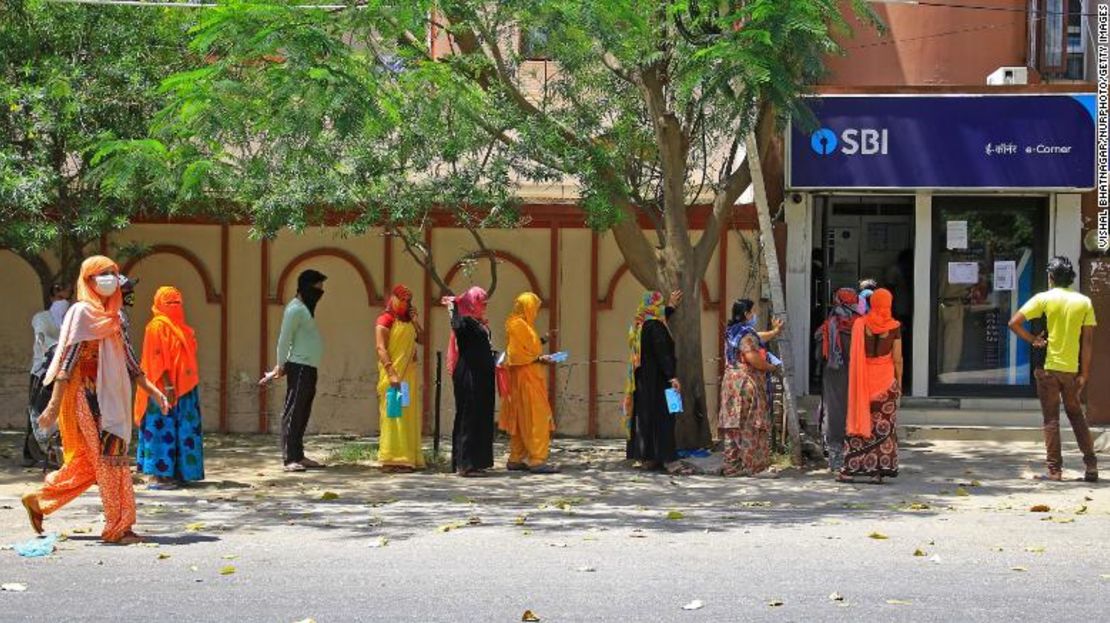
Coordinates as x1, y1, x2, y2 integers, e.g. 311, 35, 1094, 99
745, 134, 803, 464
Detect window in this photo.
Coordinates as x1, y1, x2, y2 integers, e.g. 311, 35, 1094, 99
1031, 0, 1090, 80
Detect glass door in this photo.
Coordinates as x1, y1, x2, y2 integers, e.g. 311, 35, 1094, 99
930, 197, 1047, 396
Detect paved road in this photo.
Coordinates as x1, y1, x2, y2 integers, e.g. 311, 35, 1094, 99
1, 434, 1108, 622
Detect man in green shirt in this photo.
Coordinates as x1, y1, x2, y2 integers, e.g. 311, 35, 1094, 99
262, 269, 327, 472
1009, 256, 1098, 483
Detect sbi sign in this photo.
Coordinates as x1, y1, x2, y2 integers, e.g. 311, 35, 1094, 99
810, 127, 889, 156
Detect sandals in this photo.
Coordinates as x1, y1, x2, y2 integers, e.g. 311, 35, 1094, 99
107, 531, 143, 546
456, 469, 489, 478
299, 458, 327, 469
21, 493, 44, 535
528, 464, 560, 474
506, 462, 530, 472
283, 462, 307, 472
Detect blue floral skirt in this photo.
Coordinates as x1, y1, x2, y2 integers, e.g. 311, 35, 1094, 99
136, 389, 205, 481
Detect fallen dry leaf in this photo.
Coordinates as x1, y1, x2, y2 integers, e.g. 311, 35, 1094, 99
1076, 505, 1088, 515
908, 503, 930, 511
157, 553, 171, 560
828, 592, 845, 602
665, 511, 685, 521
368, 537, 388, 548
886, 599, 912, 606
291, 619, 316, 623
222, 554, 238, 560
1030, 504, 1051, 513
219, 566, 236, 575
681, 600, 705, 611
913, 549, 927, 557
184, 522, 206, 532
1025, 546, 1046, 554
767, 599, 784, 607
1, 583, 28, 592
320, 491, 339, 501
868, 532, 889, 540
1011, 566, 1028, 572
548, 542, 568, 548
514, 514, 528, 526
437, 521, 466, 533
467, 516, 482, 526
521, 609, 541, 622
954, 487, 970, 497
576, 565, 596, 573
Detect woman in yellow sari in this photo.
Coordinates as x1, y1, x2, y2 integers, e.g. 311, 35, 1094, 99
375, 285, 424, 472
499, 292, 558, 474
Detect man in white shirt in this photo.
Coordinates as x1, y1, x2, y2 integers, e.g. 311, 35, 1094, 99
23, 295, 63, 468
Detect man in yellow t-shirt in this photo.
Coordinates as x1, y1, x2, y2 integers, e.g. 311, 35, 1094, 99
1008, 256, 1098, 483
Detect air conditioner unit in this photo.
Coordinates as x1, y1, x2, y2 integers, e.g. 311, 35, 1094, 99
986, 66, 1029, 85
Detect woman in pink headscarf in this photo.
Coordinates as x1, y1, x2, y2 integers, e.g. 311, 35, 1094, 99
443, 287, 495, 476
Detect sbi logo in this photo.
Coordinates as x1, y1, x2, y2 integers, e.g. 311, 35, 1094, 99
809, 127, 889, 156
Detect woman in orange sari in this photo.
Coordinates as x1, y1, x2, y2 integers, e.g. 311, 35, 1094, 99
21, 256, 168, 544
499, 292, 558, 474
839, 288, 903, 484
134, 286, 205, 489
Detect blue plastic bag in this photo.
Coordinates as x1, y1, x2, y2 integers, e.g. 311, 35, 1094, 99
548, 351, 569, 363
665, 388, 683, 414
14, 533, 57, 558
386, 387, 403, 418
400, 381, 410, 407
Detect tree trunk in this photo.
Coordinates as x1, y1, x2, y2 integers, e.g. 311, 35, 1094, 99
669, 276, 713, 450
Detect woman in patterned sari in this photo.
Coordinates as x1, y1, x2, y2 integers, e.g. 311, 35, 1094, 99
814, 288, 860, 472
839, 288, 902, 484
376, 285, 425, 472
718, 299, 780, 476
135, 286, 205, 488
21, 255, 169, 544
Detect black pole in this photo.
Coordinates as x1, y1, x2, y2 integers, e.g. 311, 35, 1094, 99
434, 350, 443, 459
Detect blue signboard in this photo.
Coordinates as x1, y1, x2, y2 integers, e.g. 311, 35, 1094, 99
787, 94, 1096, 190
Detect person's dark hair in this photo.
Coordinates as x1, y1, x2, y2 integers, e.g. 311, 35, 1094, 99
1047, 256, 1076, 287
858, 278, 878, 291
51, 283, 68, 296
297, 269, 327, 292
729, 298, 755, 327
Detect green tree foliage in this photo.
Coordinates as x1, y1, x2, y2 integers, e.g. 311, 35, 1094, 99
108, 0, 879, 447
0, 1, 195, 301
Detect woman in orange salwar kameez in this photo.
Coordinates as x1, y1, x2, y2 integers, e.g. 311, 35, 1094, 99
839, 288, 903, 484
21, 256, 169, 544
499, 292, 558, 474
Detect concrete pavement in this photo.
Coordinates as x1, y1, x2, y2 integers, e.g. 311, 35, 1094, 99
1, 433, 1109, 621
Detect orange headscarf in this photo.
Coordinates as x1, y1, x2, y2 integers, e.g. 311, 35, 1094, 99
863, 288, 900, 335
846, 288, 901, 439
45, 256, 130, 462
134, 286, 199, 425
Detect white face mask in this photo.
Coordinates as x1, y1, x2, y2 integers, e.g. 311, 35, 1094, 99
93, 274, 119, 297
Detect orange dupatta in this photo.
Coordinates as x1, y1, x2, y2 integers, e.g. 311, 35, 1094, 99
845, 289, 900, 439
134, 286, 198, 425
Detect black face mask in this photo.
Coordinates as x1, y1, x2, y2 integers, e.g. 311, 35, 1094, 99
300, 287, 324, 315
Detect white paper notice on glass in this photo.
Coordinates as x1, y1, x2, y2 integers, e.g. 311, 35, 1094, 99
946, 221, 968, 250
948, 261, 979, 284
993, 260, 1016, 291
